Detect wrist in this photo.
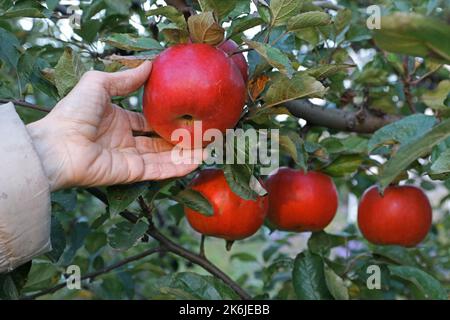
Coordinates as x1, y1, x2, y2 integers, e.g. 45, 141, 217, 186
27, 117, 67, 191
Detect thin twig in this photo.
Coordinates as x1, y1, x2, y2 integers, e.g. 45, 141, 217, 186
229, 47, 254, 56
87, 188, 252, 300
23, 247, 163, 299
0, 99, 51, 113
411, 65, 443, 85
402, 56, 417, 113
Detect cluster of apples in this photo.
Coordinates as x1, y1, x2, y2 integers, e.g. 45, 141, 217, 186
184, 168, 432, 248
142, 42, 432, 248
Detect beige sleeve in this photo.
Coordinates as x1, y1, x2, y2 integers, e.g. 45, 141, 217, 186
0, 103, 52, 273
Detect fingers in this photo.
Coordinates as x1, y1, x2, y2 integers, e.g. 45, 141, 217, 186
125, 110, 153, 132
135, 136, 173, 153
103, 61, 152, 97
141, 148, 203, 180
148, 162, 200, 180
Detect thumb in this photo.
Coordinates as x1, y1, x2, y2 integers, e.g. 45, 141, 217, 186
104, 61, 152, 96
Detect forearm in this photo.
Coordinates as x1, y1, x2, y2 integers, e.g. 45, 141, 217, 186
0, 103, 52, 273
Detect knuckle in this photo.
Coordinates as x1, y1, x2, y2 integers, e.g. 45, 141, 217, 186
81, 70, 105, 82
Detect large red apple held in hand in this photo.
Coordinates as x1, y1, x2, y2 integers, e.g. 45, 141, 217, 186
184, 169, 268, 241
143, 43, 246, 147
358, 185, 432, 247
218, 40, 248, 83
265, 168, 338, 232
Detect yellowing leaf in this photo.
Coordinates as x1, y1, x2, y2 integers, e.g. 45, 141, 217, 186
248, 74, 270, 101
263, 73, 326, 108
103, 54, 156, 68
188, 12, 225, 45
54, 48, 87, 97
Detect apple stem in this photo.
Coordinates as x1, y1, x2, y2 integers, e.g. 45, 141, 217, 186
225, 240, 235, 251
200, 234, 207, 258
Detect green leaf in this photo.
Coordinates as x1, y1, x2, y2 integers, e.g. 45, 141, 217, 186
0, 0, 48, 19
372, 245, 420, 267
22, 261, 59, 293
18, 52, 59, 100
324, 264, 349, 300
292, 250, 332, 300
154, 272, 239, 300
54, 48, 87, 97
75, 19, 102, 43
223, 164, 258, 200
60, 220, 90, 265
339, 136, 368, 154
46, 0, 59, 10
187, 11, 225, 45
108, 220, 148, 250
198, 0, 238, 21
91, 210, 110, 229
263, 73, 326, 108
244, 39, 295, 78
173, 188, 213, 216
85, 231, 107, 254
104, 33, 163, 51
430, 148, 450, 175
422, 80, 450, 110
294, 27, 319, 46
279, 129, 308, 170
159, 23, 190, 44
82, 0, 106, 21
0, 27, 20, 69
230, 252, 258, 262
51, 189, 77, 212
379, 118, 450, 189
287, 11, 331, 31
263, 257, 294, 283
308, 231, 353, 256
104, 0, 131, 15
228, 14, 264, 38
0, 262, 31, 299
367, 114, 437, 153
256, 1, 271, 24
334, 8, 352, 35
305, 64, 354, 80
167, 202, 185, 225
45, 215, 66, 263
106, 182, 149, 215
373, 13, 450, 64
388, 265, 447, 300
320, 137, 344, 154
147, 6, 187, 30
270, 0, 304, 27
323, 154, 362, 177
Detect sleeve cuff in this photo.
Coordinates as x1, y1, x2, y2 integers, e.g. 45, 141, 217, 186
0, 103, 52, 273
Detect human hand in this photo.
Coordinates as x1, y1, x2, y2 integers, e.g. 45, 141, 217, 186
27, 62, 202, 191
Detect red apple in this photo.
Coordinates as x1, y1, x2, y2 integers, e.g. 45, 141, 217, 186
185, 169, 268, 240
265, 168, 339, 232
218, 40, 248, 83
358, 185, 432, 247
143, 43, 246, 147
